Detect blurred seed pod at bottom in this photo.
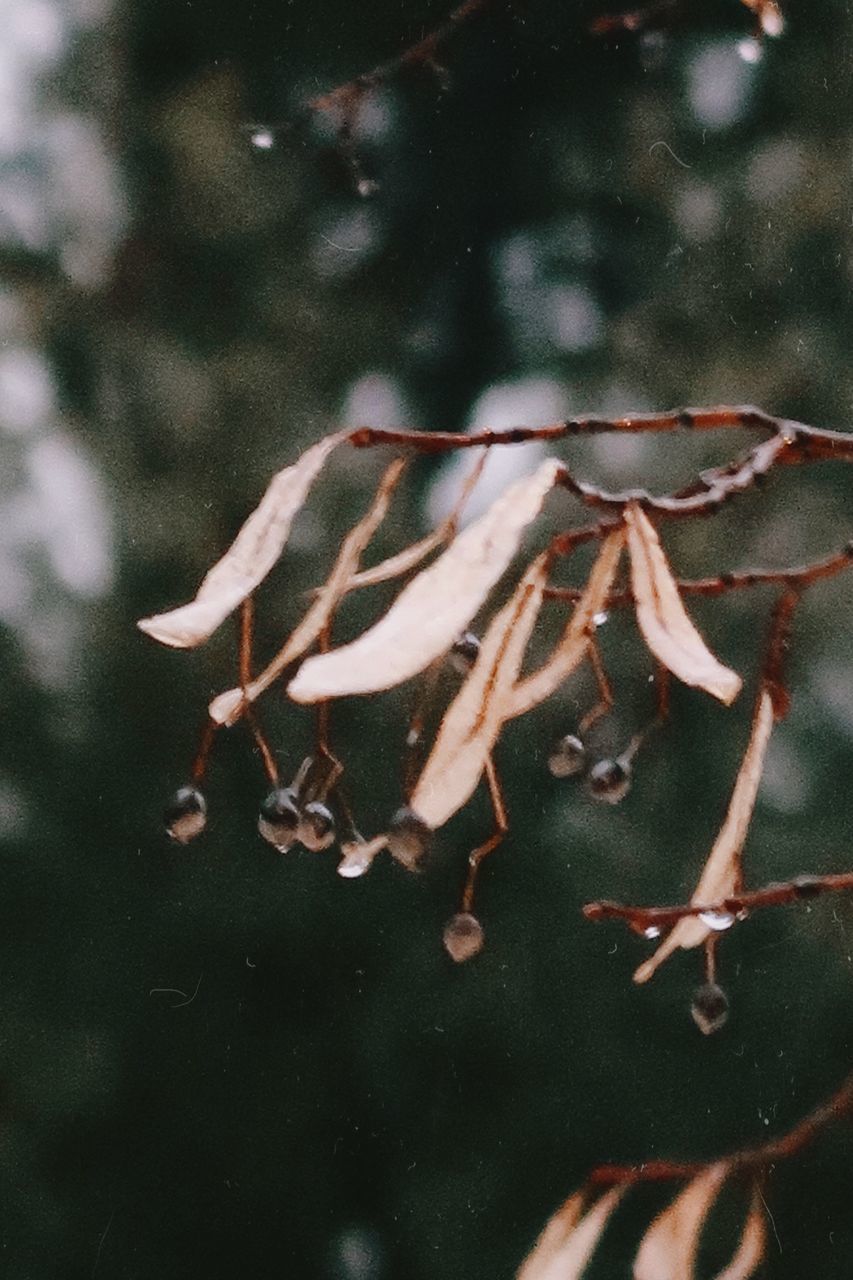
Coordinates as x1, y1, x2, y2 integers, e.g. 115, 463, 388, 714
586, 757, 631, 804
387, 807, 432, 871
258, 787, 299, 852
691, 981, 730, 1035
164, 785, 207, 844
443, 912, 485, 963
299, 800, 336, 852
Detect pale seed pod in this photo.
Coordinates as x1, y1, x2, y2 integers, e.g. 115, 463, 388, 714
691, 981, 730, 1035
164, 785, 207, 844
258, 787, 300, 852
443, 912, 484, 963
547, 733, 587, 778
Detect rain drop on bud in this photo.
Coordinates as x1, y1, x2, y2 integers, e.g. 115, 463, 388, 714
258, 787, 300, 851
697, 909, 735, 932
387, 807, 432, 871
586, 758, 631, 804
449, 631, 480, 675
165, 785, 207, 844
443, 912, 484, 963
691, 982, 730, 1036
548, 734, 586, 779
299, 800, 336, 852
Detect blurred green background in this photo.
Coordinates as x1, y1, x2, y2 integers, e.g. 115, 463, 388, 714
0, 0, 851, 1276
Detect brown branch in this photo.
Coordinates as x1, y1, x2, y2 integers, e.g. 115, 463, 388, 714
308, 0, 502, 115
589, 1068, 853, 1186
190, 717, 218, 785
584, 868, 853, 931
545, 540, 853, 605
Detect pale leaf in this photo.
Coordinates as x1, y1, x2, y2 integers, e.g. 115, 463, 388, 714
634, 1164, 729, 1280
409, 555, 548, 829
508, 529, 625, 719
517, 1186, 625, 1280
634, 689, 774, 983
288, 459, 561, 703
625, 502, 741, 706
714, 1189, 766, 1280
208, 459, 405, 725
138, 431, 346, 648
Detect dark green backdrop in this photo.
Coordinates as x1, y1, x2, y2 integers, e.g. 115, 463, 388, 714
1, 1, 851, 1276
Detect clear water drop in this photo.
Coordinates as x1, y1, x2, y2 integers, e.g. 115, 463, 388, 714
643, 925, 662, 940
698, 909, 735, 932
250, 128, 275, 150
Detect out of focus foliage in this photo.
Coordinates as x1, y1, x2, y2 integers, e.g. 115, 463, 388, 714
0, 1, 851, 1276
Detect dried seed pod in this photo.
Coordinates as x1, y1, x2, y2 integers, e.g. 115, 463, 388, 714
547, 733, 587, 778
299, 800, 336, 852
387, 806, 432, 871
443, 912, 484, 963
164, 785, 207, 844
691, 981, 730, 1035
586, 757, 632, 804
448, 631, 480, 675
258, 787, 300, 851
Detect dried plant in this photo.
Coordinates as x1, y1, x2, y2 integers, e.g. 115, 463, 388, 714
137, 0, 853, 1274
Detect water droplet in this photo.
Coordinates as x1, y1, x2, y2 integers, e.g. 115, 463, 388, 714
164, 785, 207, 844
586, 758, 631, 804
250, 128, 275, 150
593, 610, 609, 627
737, 37, 763, 64
449, 631, 480, 675
691, 982, 729, 1035
443, 913, 484, 963
298, 800, 336, 852
643, 925, 662, 940
698, 909, 735, 931
387, 807, 432, 871
258, 787, 299, 851
356, 177, 379, 198
547, 733, 586, 779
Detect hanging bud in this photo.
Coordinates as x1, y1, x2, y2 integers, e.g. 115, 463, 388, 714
548, 733, 587, 778
691, 981, 730, 1035
449, 631, 480, 675
258, 787, 300, 852
586, 757, 632, 804
443, 912, 485, 963
299, 800, 336, 852
387, 807, 432, 871
164, 785, 207, 844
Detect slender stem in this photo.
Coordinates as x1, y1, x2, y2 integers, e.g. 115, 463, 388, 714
461, 754, 509, 913
239, 599, 279, 785
190, 718, 218, 785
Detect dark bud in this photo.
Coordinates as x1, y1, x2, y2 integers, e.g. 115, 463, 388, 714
691, 982, 729, 1036
299, 800, 336, 852
586, 758, 631, 804
258, 787, 300, 852
443, 912, 484, 963
449, 631, 480, 675
548, 733, 587, 779
165, 786, 207, 844
387, 806, 432, 871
